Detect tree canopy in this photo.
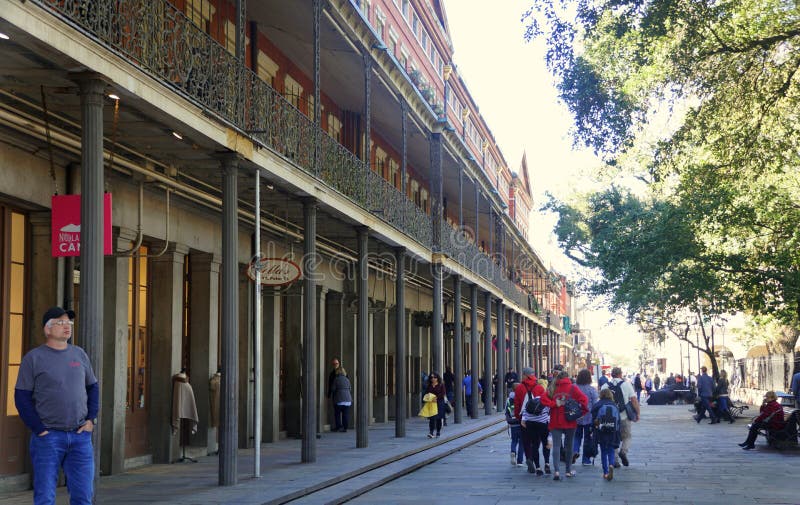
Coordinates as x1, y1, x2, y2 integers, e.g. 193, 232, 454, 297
525, 0, 800, 351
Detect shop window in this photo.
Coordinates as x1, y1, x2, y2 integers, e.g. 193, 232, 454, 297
4, 211, 26, 417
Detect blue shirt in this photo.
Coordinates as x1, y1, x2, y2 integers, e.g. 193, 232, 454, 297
463, 376, 482, 395
697, 373, 715, 398
791, 372, 800, 400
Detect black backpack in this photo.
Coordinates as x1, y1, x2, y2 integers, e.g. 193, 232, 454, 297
609, 381, 638, 421
609, 382, 627, 411
524, 385, 545, 416
596, 403, 620, 434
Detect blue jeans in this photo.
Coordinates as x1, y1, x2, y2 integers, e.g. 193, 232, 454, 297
30, 430, 94, 505
717, 396, 730, 418
334, 404, 350, 431
573, 424, 592, 464
510, 425, 523, 463
599, 442, 615, 474
700, 396, 718, 421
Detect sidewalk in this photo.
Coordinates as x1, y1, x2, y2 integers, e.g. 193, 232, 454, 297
0, 413, 505, 505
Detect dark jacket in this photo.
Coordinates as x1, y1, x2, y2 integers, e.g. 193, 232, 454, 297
425, 382, 447, 419
541, 377, 588, 430
331, 374, 352, 404
697, 373, 715, 398
715, 378, 729, 397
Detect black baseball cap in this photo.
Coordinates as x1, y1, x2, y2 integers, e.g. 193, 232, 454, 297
42, 307, 75, 327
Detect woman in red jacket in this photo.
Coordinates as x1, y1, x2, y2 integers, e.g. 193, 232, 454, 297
739, 390, 784, 450
540, 371, 588, 480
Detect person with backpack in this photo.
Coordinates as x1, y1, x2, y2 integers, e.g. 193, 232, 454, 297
634, 373, 643, 402
592, 388, 621, 481
573, 369, 599, 466
514, 367, 551, 476
505, 385, 524, 466
601, 367, 640, 468
540, 370, 589, 480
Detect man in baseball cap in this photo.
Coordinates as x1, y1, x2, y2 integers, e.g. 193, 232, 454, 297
15, 306, 98, 503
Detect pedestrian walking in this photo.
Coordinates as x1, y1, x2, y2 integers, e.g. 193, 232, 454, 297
504, 368, 519, 395
443, 366, 455, 426
790, 368, 800, 410
601, 367, 640, 468
424, 372, 447, 438
634, 373, 643, 402
443, 366, 455, 404
654, 374, 661, 391
715, 370, 734, 424
573, 369, 599, 466
330, 367, 352, 432
597, 369, 609, 389
591, 388, 621, 481
695, 366, 719, 424
514, 367, 551, 475
504, 386, 524, 467
14, 307, 99, 505
463, 370, 482, 415
541, 370, 588, 480
327, 357, 341, 427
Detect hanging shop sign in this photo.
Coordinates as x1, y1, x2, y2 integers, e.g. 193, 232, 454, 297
51, 194, 113, 257
247, 256, 302, 286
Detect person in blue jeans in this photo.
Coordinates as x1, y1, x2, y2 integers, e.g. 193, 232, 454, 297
573, 369, 599, 465
591, 388, 621, 481
791, 368, 800, 409
695, 366, 719, 424
505, 387, 524, 466
14, 307, 99, 505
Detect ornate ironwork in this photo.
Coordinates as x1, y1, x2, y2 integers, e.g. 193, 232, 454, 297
32, 0, 531, 305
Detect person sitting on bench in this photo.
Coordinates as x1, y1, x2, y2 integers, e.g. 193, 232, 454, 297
739, 391, 784, 450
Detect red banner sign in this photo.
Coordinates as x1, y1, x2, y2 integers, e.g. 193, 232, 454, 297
51, 194, 113, 257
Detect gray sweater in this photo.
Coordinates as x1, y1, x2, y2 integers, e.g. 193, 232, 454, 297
332, 374, 352, 404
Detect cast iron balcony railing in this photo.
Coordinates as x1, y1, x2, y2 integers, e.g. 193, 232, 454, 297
32, 0, 538, 306
440, 224, 530, 308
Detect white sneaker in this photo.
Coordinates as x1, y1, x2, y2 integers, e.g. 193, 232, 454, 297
510, 452, 516, 465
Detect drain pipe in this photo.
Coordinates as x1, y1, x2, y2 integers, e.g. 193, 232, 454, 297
116, 181, 144, 256
142, 187, 170, 258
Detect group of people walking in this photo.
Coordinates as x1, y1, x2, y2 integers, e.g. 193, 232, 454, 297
692, 366, 734, 424
505, 365, 640, 481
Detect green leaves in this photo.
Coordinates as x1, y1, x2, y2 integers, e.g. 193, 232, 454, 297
528, 0, 800, 348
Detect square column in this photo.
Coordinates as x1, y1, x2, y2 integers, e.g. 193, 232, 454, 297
189, 253, 220, 452
148, 243, 189, 463
262, 289, 280, 442
101, 228, 137, 475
